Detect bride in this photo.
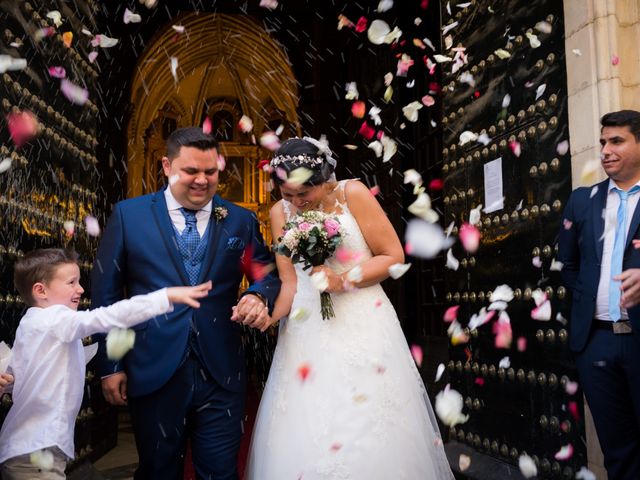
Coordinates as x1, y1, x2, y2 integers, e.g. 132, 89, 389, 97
245, 138, 454, 479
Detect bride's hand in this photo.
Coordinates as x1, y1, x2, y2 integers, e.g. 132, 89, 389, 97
310, 265, 345, 293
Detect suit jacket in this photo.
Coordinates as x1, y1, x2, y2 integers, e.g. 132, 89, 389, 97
557, 179, 640, 352
90, 190, 281, 396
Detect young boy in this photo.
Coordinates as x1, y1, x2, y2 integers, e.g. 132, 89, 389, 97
0, 248, 211, 479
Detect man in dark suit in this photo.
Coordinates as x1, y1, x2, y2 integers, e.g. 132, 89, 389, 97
558, 110, 640, 480
91, 127, 280, 479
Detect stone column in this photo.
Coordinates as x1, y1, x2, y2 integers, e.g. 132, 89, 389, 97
563, 1, 640, 478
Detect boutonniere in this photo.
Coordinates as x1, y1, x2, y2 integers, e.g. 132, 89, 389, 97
214, 206, 228, 221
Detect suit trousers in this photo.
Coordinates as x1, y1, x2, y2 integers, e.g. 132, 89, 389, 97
574, 328, 640, 480
1, 447, 66, 480
129, 354, 245, 480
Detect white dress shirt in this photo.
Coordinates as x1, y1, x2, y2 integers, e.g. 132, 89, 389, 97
595, 179, 640, 320
0, 289, 171, 463
164, 187, 212, 237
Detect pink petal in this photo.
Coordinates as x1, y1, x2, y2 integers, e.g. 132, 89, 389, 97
351, 100, 366, 118
202, 117, 212, 134
509, 140, 521, 157
443, 305, 459, 322
88, 51, 98, 63
422, 94, 435, 106
611, 54, 620, 66
6, 111, 39, 148
517, 336, 527, 351
410, 344, 423, 367
369, 185, 381, 196
297, 363, 311, 382
358, 121, 376, 140
554, 444, 574, 461
48, 66, 66, 78
459, 223, 480, 253
565, 380, 578, 395
568, 400, 580, 420
85, 215, 101, 237
60, 78, 89, 105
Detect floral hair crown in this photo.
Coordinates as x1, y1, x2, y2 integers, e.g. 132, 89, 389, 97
270, 153, 324, 168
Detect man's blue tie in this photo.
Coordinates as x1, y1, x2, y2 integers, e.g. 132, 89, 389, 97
608, 186, 640, 320
180, 208, 200, 285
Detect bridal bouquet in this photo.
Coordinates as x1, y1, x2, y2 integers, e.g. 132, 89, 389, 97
275, 210, 344, 320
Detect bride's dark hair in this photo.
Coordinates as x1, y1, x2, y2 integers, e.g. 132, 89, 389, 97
270, 138, 335, 186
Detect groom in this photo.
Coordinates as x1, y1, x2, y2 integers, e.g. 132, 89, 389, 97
91, 127, 280, 479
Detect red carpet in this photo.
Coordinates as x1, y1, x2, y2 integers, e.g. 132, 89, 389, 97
183, 386, 260, 479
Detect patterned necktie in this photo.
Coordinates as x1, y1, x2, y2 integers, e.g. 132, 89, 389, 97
608, 185, 640, 321
180, 208, 200, 285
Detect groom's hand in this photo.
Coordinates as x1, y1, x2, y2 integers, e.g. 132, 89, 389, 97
231, 294, 269, 328
102, 371, 128, 406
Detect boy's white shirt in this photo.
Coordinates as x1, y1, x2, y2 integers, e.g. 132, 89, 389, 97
0, 288, 172, 463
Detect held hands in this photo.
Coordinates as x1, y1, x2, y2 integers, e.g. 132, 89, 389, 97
167, 281, 212, 308
231, 294, 272, 331
614, 269, 640, 309
0, 373, 14, 393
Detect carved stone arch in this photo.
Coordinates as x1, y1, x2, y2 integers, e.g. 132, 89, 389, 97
126, 12, 300, 197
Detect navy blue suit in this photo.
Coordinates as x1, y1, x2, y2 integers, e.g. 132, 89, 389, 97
91, 190, 280, 479
558, 179, 640, 479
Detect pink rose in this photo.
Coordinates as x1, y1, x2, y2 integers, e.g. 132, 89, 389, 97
298, 222, 312, 232
324, 218, 340, 238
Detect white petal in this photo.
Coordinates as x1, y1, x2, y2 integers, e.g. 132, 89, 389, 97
310, 271, 329, 292
469, 204, 483, 225
388, 263, 411, 279
498, 356, 510, 368
550, 259, 563, 271
446, 248, 459, 271
490, 284, 514, 303
435, 385, 468, 427
0, 157, 13, 174
518, 454, 537, 478
368, 141, 383, 158
286, 167, 314, 187
459, 130, 478, 146
377, 0, 393, 12
106, 328, 136, 360
367, 20, 391, 45
435, 363, 445, 382
405, 219, 454, 259
576, 467, 596, 480
381, 135, 397, 162
531, 300, 552, 321
408, 193, 439, 222
347, 266, 363, 283
403, 169, 423, 186
535, 83, 547, 100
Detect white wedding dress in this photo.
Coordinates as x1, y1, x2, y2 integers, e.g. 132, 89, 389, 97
246, 180, 454, 480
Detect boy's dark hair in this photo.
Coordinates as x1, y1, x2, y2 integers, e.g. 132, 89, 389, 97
14, 249, 79, 306
601, 110, 640, 141
166, 127, 219, 160
270, 137, 335, 187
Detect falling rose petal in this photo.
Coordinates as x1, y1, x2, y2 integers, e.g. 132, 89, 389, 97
421, 94, 435, 107
377, 0, 394, 12
388, 262, 411, 279
34, 27, 56, 42
286, 167, 313, 187
297, 362, 311, 382
535, 83, 546, 100
169, 56, 179, 82
525, 32, 541, 48
443, 305, 459, 323
494, 48, 511, 59
554, 444, 574, 461
576, 467, 596, 480
368, 106, 382, 126
565, 380, 578, 395
290, 308, 310, 322
384, 72, 393, 86
459, 71, 475, 87
61, 31, 73, 48
381, 135, 397, 162
106, 328, 136, 360
517, 336, 527, 352
63, 220, 75, 237
518, 454, 537, 478
490, 285, 514, 303
556, 140, 569, 155
330, 443, 342, 453
396, 54, 414, 76
202, 117, 212, 134
408, 193, 439, 222
403, 169, 423, 186
60, 79, 89, 105
459, 131, 478, 146
0, 157, 12, 174
345, 81, 359, 100
337, 14, 355, 30
550, 259, 563, 271
572, 48, 583, 56
459, 454, 471, 472
85, 215, 101, 237
568, 400, 580, 420
30, 449, 54, 471
351, 100, 366, 118
355, 16, 368, 33
493, 316, 512, 349
0, 55, 27, 73
532, 256, 542, 268
509, 140, 521, 157
123, 8, 142, 24
405, 219, 454, 259
499, 356, 510, 368
88, 51, 98, 63
435, 385, 468, 427
474, 377, 484, 386
611, 54, 620, 66
459, 223, 480, 253
46, 10, 63, 27
532, 289, 547, 307
368, 140, 383, 158
6, 110, 39, 148
367, 19, 391, 45
259, 131, 281, 151
141, 0, 158, 8
446, 248, 459, 270
358, 121, 376, 140
531, 300, 551, 321
369, 185, 381, 196
433, 54, 452, 63
468, 307, 496, 330
259, 0, 278, 9
383, 85, 394, 103
402, 101, 423, 122
310, 271, 329, 292
410, 344, 423, 367
336, 246, 363, 264
92, 34, 119, 48
488, 300, 508, 311
534, 20, 552, 34
469, 204, 482, 225
47, 66, 66, 78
